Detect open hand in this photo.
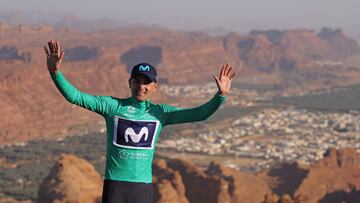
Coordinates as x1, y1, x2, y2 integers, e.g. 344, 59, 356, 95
213, 64, 236, 96
44, 40, 64, 74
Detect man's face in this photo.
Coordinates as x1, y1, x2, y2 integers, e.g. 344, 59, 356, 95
129, 74, 158, 101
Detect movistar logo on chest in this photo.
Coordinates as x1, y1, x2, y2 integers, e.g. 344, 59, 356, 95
113, 116, 159, 149
139, 65, 150, 71
125, 127, 148, 143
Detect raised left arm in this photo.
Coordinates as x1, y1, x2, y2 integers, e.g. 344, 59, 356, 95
163, 64, 235, 125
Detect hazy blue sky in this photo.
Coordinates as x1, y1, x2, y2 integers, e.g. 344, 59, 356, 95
2, 0, 360, 33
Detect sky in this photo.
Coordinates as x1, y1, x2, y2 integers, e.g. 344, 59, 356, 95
1, 0, 360, 35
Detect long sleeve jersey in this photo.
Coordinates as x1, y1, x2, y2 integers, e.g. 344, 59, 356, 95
51, 71, 226, 183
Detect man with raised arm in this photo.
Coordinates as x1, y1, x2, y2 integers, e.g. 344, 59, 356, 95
44, 40, 236, 203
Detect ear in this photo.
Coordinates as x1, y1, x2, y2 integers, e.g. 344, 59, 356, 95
153, 83, 158, 89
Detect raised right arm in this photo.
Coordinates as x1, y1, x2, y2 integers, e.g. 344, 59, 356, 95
50, 71, 113, 115
45, 40, 114, 115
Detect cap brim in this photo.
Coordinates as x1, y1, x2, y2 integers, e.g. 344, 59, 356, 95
131, 73, 157, 83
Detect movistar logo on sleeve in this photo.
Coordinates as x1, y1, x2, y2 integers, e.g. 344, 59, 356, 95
139, 65, 150, 72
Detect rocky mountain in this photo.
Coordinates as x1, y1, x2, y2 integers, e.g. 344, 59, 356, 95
1, 23, 360, 145
245, 28, 360, 72
293, 148, 360, 202
37, 154, 103, 203
35, 148, 360, 203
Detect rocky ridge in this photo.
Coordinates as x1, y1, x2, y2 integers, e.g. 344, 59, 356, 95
35, 148, 360, 203
37, 154, 103, 203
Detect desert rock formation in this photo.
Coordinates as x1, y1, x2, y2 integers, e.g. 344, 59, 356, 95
37, 148, 360, 203
37, 154, 103, 203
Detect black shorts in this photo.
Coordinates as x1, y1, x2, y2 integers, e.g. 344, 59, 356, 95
102, 179, 153, 203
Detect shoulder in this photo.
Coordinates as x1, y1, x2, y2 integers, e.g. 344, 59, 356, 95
101, 96, 127, 106
151, 103, 179, 113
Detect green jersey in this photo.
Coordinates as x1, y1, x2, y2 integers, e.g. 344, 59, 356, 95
51, 71, 226, 183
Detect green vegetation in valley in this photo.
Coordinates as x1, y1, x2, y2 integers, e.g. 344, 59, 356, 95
233, 81, 281, 92
0, 132, 106, 201
273, 84, 360, 112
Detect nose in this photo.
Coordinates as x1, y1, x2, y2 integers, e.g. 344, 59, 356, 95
140, 84, 148, 91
